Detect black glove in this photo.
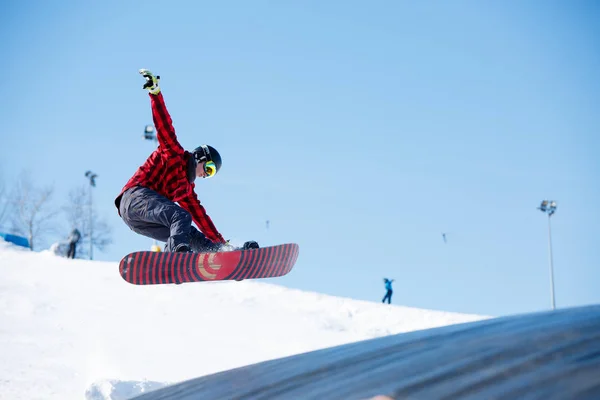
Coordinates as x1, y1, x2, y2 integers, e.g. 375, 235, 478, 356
242, 240, 259, 250
219, 240, 259, 252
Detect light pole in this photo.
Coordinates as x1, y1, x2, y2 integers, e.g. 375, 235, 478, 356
85, 171, 98, 260
143, 125, 157, 251
538, 200, 557, 310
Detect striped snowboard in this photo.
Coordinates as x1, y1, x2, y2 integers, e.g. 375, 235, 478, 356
119, 243, 299, 285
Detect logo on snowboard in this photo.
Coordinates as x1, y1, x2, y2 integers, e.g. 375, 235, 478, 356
197, 253, 222, 280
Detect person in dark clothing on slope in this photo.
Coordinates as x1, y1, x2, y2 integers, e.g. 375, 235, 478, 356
66, 228, 81, 259
115, 69, 258, 253
382, 278, 394, 304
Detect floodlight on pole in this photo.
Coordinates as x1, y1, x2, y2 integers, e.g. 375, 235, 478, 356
143, 125, 157, 142
538, 199, 557, 310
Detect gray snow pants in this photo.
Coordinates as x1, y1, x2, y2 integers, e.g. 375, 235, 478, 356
119, 186, 219, 253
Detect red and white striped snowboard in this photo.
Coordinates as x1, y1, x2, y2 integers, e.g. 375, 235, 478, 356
119, 243, 299, 285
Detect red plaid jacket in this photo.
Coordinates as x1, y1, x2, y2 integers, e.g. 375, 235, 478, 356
116, 93, 225, 244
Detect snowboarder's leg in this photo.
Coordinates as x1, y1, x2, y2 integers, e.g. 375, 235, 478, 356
382, 290, 392, 304
189, 226, 221, 253
119, 187, 192, 252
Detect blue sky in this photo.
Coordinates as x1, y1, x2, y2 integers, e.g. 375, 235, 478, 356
1, 0, 598, 316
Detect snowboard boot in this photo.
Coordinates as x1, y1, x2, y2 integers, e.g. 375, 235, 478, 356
173, 243, 192, 253
242, 241, 259, 250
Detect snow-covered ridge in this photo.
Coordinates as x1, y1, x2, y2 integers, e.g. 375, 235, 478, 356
0, 241, 489, 400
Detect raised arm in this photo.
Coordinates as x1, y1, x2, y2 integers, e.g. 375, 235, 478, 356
140, 69, 184, 157
150, 92, 184, 157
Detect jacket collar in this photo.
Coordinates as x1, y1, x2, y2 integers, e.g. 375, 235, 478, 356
185, 152, 196, 184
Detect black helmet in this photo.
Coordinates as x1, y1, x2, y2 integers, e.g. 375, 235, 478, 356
192, 145, 222, 174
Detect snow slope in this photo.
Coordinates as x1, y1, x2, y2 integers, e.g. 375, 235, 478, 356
0, 241, 489, 399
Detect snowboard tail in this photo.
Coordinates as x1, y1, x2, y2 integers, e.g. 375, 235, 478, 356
119, 243, 299, 285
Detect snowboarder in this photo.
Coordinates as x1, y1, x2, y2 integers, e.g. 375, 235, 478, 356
66, 228, 81, 259
382, 278, 394, 304
114, 69, 258, 253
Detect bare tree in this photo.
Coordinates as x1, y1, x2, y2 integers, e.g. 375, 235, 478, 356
11, 171, 61, 251
0, 173, 12, 230
63, 186, 112, 258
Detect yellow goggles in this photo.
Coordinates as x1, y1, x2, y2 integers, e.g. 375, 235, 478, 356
203, 160, 217, 178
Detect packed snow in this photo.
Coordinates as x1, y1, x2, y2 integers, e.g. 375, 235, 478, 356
0, 240, 489, 399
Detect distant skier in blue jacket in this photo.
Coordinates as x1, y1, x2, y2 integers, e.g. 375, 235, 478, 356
382, 278, 394, 304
